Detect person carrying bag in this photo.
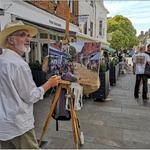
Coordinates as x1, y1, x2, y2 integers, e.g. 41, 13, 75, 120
145, 44, 150, 78
144, 62, 150, 77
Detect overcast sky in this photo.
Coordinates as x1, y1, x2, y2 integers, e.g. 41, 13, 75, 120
103, 0, 150, 35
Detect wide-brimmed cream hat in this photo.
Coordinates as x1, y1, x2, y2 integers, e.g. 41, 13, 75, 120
0, 20, 38, 48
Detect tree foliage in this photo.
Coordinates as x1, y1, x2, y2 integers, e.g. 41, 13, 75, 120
107, 15, 138, 51
138, 32, 148, 45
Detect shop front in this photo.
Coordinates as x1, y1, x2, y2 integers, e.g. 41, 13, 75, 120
0, 0, 78, 64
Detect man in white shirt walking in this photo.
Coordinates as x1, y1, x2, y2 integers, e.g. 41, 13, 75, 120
0, 21, 61, 149
132, 45, 150, 101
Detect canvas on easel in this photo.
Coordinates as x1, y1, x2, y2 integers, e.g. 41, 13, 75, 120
46, 41, 101, 95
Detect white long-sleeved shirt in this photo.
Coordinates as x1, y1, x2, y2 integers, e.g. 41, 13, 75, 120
0, 49, 44, 140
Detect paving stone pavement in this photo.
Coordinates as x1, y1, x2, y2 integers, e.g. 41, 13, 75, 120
34, 74, 150, 149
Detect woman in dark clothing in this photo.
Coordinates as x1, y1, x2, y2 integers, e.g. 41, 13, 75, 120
103, 51, 110, 71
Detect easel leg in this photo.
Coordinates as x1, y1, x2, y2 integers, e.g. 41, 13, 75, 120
73, 111, 81, 145
39, 85, 62, 146
70, 98, 76, 145
70, 97, 81, 149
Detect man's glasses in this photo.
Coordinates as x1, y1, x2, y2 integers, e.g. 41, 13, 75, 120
10, 31, 31, 38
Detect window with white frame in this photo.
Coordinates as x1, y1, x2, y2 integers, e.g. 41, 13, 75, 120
84, 22, 87, 34
41, 43, 48, 60
40, 33, 48, 39
90, 21, 93, 36
99, 20, 103, 36
51, 0, 59, 5
103, 28, 105, 37
90, 0, 94, 7
67, 0, 74, 14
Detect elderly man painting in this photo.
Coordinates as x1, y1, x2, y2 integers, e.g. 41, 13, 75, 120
0, 21, 61, 149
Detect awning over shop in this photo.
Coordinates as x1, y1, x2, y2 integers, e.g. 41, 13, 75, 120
16, 18, 76, 37
105, 47, 116, 53
90, 52, 102, 60
76, 32, 101, 42
76, 32, 110, 49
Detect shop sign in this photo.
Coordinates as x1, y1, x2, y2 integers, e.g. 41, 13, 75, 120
49, 19, 61, 27
78, 15, 89, 22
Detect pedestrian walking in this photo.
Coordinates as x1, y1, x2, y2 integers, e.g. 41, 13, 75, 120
0, 21, 61, 149
132, 45, 150, 100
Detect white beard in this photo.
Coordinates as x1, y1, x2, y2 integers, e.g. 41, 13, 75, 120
15, 45, 29, 56
25, 47, 31, 53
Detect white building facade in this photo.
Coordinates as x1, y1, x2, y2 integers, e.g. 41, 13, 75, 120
78, 0, 109, 48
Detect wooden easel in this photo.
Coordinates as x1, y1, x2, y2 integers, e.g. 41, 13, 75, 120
39, 80, 83, 149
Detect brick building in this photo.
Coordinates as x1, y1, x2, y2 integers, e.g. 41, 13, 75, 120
28, 0, 78, 25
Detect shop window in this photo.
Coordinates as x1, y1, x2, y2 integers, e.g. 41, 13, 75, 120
41, 44, 48, 62
57, 36, 60, 41
52, 35, 57, 40
71, 38, 74, 42
50, 34, 60, 41
58, 36, 63, 41
40, 33, 48, 39
49, 34, 53, 39
29, 41, 38, 64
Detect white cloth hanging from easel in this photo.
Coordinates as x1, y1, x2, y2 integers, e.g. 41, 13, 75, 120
70, 82, 83, 110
